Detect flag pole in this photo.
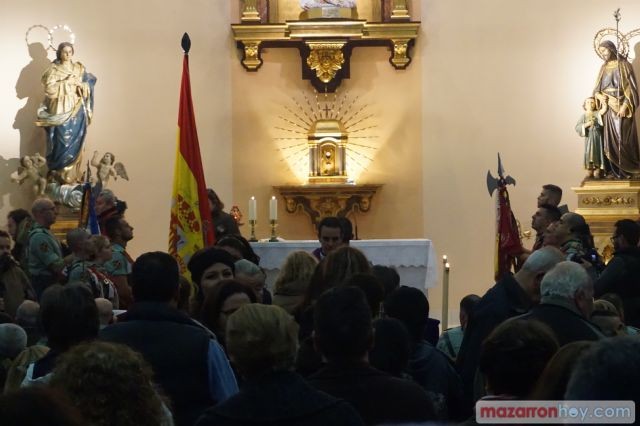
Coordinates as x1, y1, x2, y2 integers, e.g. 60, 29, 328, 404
169, 33, 215, 276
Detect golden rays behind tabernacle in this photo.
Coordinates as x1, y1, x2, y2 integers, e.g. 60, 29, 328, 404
274, 90, 378, 183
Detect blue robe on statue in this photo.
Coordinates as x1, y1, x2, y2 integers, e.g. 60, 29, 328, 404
36, 59, 96, 182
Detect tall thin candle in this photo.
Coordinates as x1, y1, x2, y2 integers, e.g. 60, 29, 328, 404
269, 196, 277, 221
248, 196, 257, 220
442, 262, 450, 331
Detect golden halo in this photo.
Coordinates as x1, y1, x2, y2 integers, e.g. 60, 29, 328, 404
48, 24, 76, 51
623, 29, 640, 59
593, 28, 629, 59
25, 24, 52, 48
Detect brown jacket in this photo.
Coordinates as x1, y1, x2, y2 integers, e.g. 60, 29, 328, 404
1, 264, 35, 318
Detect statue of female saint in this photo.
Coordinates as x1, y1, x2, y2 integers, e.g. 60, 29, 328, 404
593, 40, 640, 178
35, 42, 96, 183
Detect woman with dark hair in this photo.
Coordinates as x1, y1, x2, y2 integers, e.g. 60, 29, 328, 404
50, 341, 173, 426
6, 209, 33, 265
207, 189, 240, 240
216, 234, 260, 265
201, 279, 257, 346
479, 319, 559, 399
593, 40, 640, 178
187, 247, 237, 317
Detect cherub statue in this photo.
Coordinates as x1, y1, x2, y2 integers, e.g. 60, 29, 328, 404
90, 151, 128, 187
10, 153, 47, 195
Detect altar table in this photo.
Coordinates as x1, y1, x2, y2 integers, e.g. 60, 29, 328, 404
250, 239, 437, 293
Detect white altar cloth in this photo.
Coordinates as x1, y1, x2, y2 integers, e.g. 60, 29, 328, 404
250, 239, 437, 292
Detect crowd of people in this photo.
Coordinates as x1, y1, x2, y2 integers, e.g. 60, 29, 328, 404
0, 184, 639, 425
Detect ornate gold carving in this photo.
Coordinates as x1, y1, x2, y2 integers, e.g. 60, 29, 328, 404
573, 180, 640, 263
391, 38, 410, 68
231, 16, 420, 92
581, 195, 634, 206
241, 0, 261, 23
391, 0, 411, 21
276, 184, 381, 227
306, 42, 346, 84
307, 118, 349, 183
242, 41, 262, 70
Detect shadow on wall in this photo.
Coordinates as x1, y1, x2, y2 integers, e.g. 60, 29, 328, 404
6, 42, 50, 211
13, 42, 49, 159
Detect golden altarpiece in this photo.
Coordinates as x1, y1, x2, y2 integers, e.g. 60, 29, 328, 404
574, 181, 640, 260
233, 0, 419, 226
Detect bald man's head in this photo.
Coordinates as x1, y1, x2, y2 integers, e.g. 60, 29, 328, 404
15, 301, 40, 328
95, 298, 114, 326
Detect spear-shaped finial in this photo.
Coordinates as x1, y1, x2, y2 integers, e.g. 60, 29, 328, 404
614, 8, 621, 23
497, 153, 505, 179
181, 33, 191, 54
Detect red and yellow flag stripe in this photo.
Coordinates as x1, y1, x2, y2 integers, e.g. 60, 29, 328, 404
169, 39, 214, 274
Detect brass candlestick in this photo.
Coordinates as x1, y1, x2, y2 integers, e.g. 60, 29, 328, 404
248, 219, 257, 242
269, 219, 278, 242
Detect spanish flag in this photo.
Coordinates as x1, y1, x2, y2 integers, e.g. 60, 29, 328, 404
169, 33, 215, 274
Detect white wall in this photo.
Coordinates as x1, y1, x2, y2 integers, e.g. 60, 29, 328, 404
4, 1, 640, 322
1, 0, 234, 257
422, 0, 640, 325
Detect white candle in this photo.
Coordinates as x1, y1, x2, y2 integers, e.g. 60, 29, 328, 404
442, 262, 450, 331
248, 196, 256, 220
269, 196, 277, 221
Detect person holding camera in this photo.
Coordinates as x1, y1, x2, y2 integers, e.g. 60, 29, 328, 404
546, 212, 604, 281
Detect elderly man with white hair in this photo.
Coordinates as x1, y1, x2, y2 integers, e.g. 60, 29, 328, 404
234, 259, 271, 304
0, 323, 28, 388
15, 300, 43, 346
517, 261, 603, 346
457, 246, 565, 409
0, 324, 27, 360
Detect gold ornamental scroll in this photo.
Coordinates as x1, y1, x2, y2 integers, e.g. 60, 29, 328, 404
305, 41, 347, 84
